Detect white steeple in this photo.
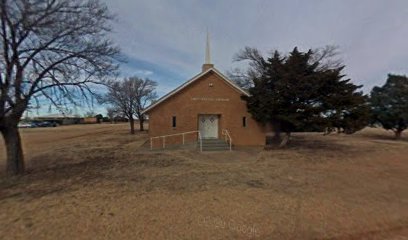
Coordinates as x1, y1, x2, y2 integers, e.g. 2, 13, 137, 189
202, 30, 214, 72
205, 30, 211, 64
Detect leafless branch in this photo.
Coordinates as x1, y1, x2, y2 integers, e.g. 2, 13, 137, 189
0, 0, 120, 128
100, 76, 157, 133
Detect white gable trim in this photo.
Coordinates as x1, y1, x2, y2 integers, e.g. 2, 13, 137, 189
142, 68, 249, 114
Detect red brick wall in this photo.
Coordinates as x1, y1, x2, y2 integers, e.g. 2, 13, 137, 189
147, 70, 266, 148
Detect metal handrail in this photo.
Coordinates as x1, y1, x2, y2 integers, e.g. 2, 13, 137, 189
150, 130, 202, 152
198, 131, 202, 152
222, 129, 232, 151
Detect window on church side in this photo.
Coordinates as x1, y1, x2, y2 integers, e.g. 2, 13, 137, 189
172, 116, 176, 128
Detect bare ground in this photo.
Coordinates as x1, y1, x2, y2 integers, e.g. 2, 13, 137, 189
0, 124, 407, 239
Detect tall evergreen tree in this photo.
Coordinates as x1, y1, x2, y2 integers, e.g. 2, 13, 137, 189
320, 68, 370, 134
370, 74, 408, 139
237, 47, 368, 146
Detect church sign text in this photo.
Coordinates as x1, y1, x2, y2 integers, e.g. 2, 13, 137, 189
191, 97, 230, 102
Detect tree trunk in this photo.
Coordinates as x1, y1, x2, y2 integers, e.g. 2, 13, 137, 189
129, 117, 135, 134
279, 132, 291, 148
1, 126, 25, 175
271, 121, 282, 144
394, 130, 403, 140
324, 127, 333, 135
139, 118, 144, 131
273, 130, 282, 143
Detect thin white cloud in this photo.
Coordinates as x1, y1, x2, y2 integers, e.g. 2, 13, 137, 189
133, 69, 154, 77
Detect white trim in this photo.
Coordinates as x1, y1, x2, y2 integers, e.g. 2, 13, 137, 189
142, 67, 249, 114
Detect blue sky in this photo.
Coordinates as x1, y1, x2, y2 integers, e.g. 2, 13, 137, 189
30, 0, 408, 116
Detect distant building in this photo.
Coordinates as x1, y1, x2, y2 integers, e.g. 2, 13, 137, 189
34, 113, 82, 125
143, 34, 266, 147
81, 117, 98, 124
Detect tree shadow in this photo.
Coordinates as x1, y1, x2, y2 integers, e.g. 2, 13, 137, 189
265, 134, 352, 153
0, 156, 111, 201
0, 149, 187, 201
358, 132, 408, 143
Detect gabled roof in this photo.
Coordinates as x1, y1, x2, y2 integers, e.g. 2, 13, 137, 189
142, 67, 249, 114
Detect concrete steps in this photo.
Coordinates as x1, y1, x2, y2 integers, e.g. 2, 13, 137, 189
200, 138, 231, 151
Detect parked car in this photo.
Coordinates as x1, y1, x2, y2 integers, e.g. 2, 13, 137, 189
18, 122, 36, 128
35, 121, 55, 127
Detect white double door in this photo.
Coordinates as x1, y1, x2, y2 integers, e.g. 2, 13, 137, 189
199, 114, 219, 139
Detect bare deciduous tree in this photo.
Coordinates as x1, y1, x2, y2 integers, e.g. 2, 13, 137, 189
230, 47, 266, 89
226, 67, 253, 90
0, 0, 120, 175
106, 106, 118, 123
310, 45, 343, 70
84, 110, 96, 118
102, 77, 157, 134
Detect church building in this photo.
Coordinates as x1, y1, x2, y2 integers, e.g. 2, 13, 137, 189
143, 34, 266, 149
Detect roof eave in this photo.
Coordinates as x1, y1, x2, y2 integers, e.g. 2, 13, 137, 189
142, 67, 249, 114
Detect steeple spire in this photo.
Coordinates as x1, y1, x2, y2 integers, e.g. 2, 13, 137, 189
202, 30, 214, 72
205, 30, 211, 64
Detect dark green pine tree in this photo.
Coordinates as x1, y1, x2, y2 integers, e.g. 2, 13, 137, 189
241, 47, 368, 146
370, 74, 408, 139
320, 68, 369, 134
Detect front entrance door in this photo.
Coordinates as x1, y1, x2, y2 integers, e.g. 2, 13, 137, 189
199, 115, 219, 139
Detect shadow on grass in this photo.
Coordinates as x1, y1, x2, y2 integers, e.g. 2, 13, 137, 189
0, 149, 188, 201
0, 155, 113, 201
265, 134, 352, 153
358, 132, 408, 143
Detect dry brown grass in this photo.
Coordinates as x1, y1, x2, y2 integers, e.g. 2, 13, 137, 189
0, 124, 407, 239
